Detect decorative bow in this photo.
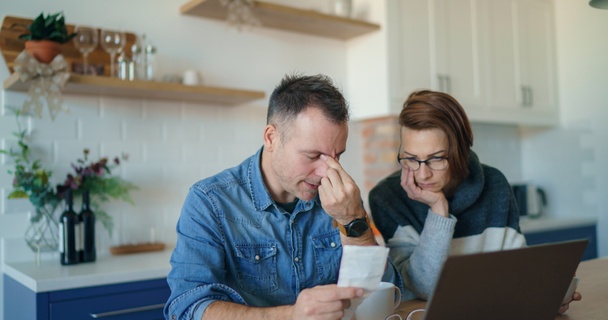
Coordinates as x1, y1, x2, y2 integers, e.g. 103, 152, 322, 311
219, 0, 261, 30
13, 50, 70, 120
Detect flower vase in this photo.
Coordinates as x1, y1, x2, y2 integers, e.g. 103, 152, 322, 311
24, 206, 60, 254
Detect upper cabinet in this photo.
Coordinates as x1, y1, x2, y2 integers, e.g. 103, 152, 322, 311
430, 0, 487, 111
387, 0, 557, 126
485, 0, 557, 125
180, 0, 381, 40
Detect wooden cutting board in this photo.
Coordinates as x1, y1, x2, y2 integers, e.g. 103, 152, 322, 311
109, 242, 166, 255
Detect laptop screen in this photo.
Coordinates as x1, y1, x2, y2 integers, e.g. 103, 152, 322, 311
423, 239, 588, 320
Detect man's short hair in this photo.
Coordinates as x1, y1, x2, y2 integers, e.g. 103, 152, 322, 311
267, 73, 349, 141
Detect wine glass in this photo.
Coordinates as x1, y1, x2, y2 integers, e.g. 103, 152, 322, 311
100, 29, 126, 77
73, 26, 98, 75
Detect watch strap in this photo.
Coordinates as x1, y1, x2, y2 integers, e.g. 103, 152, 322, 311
332, 216, 370, 236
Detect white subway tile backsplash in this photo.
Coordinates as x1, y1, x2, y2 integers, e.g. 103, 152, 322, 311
0, 190, 31, 215
32, 119, 78, 141
164, 122, 201, 143
219, 144, 261, 169
163, 163, 202, 183
2, 237, 57, 263
124, 120, 164, 142
79, 119, 124, 141
122, 163, 164, 186
181, 102, 220, 122
100, 96, 144, 120
0, 115, 19, 138
143, 99, 182, 121
1, 138, 19, 166
54, 140, 102, 164
101, 141, 144, 164
0, 168, 12, 188
62, 94, 101, 119
119, 209, 165, 245
3, 91, 28, 111
145, 142, 182, 164
0, 213, 28, 236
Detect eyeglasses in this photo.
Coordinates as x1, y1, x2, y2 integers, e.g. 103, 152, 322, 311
397, 155, 448, 171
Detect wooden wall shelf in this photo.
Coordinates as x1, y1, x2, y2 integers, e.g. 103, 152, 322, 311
1, 15, 265, 105
180, 0, 381, 40
4, 73, 265, 105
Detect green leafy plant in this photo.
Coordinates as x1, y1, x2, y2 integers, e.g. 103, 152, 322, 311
1, 109, 60, 222
58, 149, 138, 235
13, 12, 77, 43
1, 108, 137, 236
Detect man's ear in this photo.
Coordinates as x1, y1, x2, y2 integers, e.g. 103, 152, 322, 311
263, 124, 278, 152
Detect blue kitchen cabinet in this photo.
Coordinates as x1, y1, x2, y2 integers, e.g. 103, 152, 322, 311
4, 274, 170, 320
524, 224, 597, 261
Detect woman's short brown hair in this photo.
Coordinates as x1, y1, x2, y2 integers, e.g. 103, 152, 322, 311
399, 90, 474, 186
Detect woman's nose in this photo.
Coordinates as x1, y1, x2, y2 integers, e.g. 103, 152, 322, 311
416, 163, 432, 180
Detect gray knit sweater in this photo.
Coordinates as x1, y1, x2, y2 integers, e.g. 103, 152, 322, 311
369, 151, 526, 300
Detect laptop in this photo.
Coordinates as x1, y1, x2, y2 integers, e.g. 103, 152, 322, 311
423, 239, 588, 320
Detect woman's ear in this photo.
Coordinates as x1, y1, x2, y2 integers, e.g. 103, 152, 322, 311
263, 124, 278, 152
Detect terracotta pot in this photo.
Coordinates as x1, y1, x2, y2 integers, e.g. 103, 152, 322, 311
24, 40, 62, 64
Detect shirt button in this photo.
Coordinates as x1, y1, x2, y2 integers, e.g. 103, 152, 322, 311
330, 242, 336, 247
295, 257, 300, 262
255, 255, 260, 261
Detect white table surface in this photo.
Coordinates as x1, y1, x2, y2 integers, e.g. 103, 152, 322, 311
3, 248, 172, 293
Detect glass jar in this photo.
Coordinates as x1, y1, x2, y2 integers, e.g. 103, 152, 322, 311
144, 44, 157, 81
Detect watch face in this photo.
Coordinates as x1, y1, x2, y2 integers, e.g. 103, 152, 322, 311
347, 218, 369, 237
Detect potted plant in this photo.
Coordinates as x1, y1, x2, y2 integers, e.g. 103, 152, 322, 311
12, 12, 77, 63
1, 108, 137, 253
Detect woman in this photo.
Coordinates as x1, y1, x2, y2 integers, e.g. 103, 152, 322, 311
368, 90, 579, 313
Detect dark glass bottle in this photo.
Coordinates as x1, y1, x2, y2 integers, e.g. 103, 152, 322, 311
59, 189, 79, 265
79, 188, 96, 263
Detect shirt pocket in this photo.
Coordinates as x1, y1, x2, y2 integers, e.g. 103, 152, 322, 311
234, 243, 279, 294
312, 231, 342, 283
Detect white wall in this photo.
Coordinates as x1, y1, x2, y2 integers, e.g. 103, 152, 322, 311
0, 1, 378, 317
521, 1, 608, 257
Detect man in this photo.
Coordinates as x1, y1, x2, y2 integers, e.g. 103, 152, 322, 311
164, 74, 402, 320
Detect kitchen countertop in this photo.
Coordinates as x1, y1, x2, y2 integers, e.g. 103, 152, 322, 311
3, 248, 172, 293
519, 215, 597, 233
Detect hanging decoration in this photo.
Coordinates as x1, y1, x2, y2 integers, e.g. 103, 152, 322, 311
218, 0, 261, 30
13, 50, 70, 120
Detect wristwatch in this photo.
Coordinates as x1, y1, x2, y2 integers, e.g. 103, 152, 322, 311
333, 216, 370, 237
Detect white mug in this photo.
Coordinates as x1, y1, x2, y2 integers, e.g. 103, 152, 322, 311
182, 69, 201, 86
355, 282, 402, 320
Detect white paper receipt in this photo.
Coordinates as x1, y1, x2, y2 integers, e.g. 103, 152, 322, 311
337, 245, 389, 291
337, 245, 390, 320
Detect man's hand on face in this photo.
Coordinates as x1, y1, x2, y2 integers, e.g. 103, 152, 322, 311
317, 154, 365, 225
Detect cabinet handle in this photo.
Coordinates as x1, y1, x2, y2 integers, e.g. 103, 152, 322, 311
437, 74, 444, 92
445, 75, 451, 94
528, 86, 534, 106
521, 86, 528, 106
90, 303, 165, 318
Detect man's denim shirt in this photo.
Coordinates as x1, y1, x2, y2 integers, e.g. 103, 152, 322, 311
164, 148, 403, 320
